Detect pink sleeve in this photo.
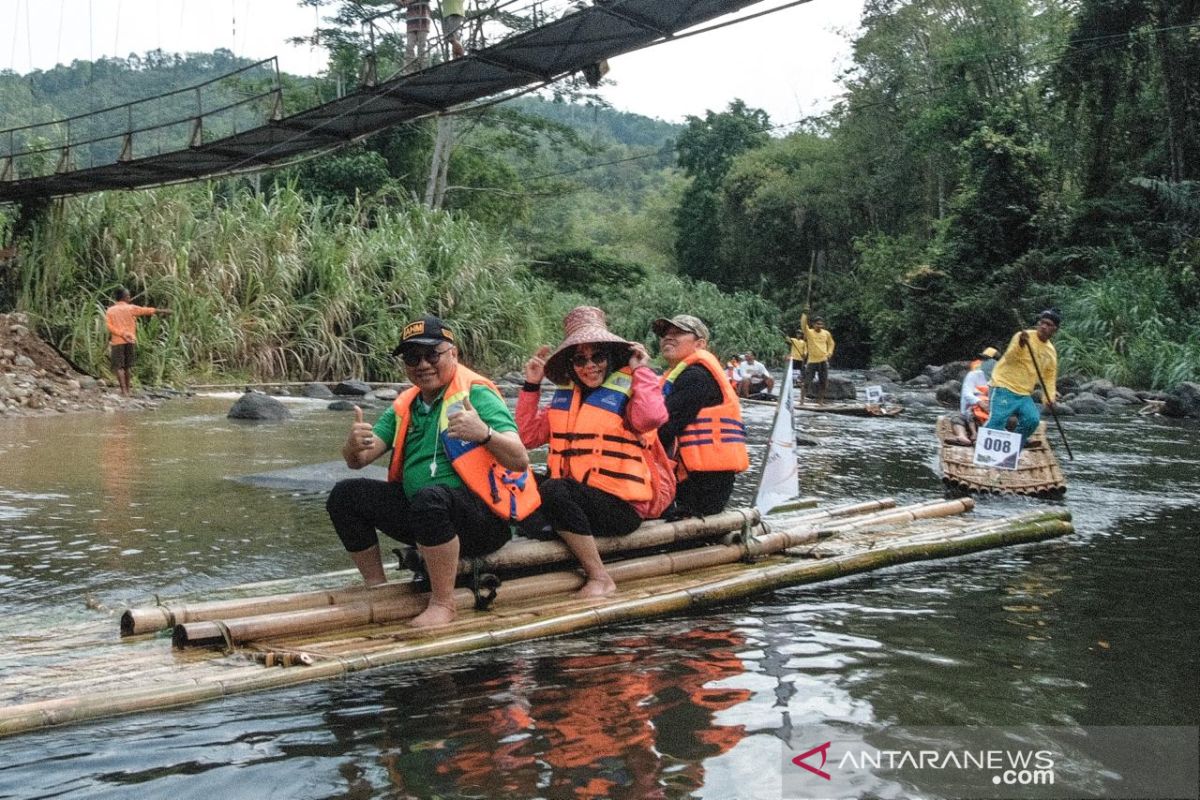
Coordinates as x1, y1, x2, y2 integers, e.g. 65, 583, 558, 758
626, 367, 668, 433
515, 388, 551, 449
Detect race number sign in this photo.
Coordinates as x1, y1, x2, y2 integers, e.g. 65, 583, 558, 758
973, 428, 1022, 470
865, 385, 883, 405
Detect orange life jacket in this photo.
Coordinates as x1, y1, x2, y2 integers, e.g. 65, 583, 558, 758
545, 367, 654, 502
387, 365, 540, 522
971, 383, 990, 425
661, 350, 750, 474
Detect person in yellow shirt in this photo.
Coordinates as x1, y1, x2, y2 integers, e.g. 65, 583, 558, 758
104, 287, 171, 397
985, 309, 1060, 445
787, 335, 807, 386
798, 309, 835, 403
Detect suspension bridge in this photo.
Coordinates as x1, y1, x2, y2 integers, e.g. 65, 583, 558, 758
0, 0, 792, 204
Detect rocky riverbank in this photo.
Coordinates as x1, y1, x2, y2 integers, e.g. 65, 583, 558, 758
0, 312, 174, 417
867, 361, 1200, 419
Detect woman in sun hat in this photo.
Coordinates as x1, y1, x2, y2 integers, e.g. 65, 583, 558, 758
517, 306, 669, 598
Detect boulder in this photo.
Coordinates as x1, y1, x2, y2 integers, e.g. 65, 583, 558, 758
327, 399, 358, 411
1068, 392, 1107, 415
302, 382, 335, 399
334, 379, 372, 396
904, 374, 933, 388
1056, 375, 1082, 397
1104, 396, 1138, 409
1052, 403, 1075, 416
929, 361, 971, 385
824, 375, 857, 401
865, 365, 902, 383
227, 392, 292, 421
1079, 378, 1115, 397
935, 380, 962, 407
1107, 386, 1142, 404
1163, 382, 1200, 418
897, 392, 937, 407
373, 387, 399, 401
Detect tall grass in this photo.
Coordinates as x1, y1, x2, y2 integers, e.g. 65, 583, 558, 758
13, 183, 558, 383
1054, 266, 1200, 389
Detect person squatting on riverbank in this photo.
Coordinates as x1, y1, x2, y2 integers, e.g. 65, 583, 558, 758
326, 314, 543, 627
517, 306, 670, 598
105, 287, 171, 397
655, 314, 750, 518
986, 310, 1061, 445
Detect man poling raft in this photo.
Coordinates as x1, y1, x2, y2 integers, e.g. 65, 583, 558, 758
987, 309, 1061, 447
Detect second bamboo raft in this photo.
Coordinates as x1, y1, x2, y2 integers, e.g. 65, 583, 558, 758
937, 417, 1067, 497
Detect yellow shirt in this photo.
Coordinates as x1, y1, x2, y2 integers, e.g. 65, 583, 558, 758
992, 330, 1057, 403
788, 337, 807, 360
799, 313, 835, 364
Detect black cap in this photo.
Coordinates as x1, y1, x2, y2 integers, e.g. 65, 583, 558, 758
1038, 308, 1062, 327
392, 314, 456, 356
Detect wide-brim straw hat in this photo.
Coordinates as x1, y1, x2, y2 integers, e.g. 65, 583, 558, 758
544, 306, 633, 385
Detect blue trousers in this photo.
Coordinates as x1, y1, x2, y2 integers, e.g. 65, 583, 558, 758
985, 386, 1040, 444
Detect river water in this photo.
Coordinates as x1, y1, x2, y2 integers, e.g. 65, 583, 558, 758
0, 389, 1197, 799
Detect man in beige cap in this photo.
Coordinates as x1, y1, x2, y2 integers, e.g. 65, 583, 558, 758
653, 314, 749, 517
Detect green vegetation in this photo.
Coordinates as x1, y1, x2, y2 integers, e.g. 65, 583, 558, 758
3, 0, 1198, 389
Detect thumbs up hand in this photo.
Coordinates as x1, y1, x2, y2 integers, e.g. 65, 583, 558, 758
447, 391, 489, 443
348, 405, 375, 452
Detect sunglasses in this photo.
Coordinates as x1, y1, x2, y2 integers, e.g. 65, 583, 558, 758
401, 346, 452, 367
570, 351, 609, 368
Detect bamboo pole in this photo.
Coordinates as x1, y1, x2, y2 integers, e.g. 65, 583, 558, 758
0, 509, 1072, 739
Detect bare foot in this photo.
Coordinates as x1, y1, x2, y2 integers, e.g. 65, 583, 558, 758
409, 600, 457, 628
953, 435, 972, 446
575, 575, 617, 599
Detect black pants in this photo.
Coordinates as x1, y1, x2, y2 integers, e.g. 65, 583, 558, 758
327, 478, 534, 557
675, 471, 737, 517
804, 361, 829, 396
538, 477, 642, 537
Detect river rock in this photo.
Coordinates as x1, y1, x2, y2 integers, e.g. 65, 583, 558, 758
334, 380, 372, 396
866, 365, 902, 383
1078, 378, 1115, 396
1107, 386, 1142, 404
1068, 392, 1107, 415
927, 361, 971, 385
935, 380, 962, 407
796, 433, 821, 447
905, 374, 933, 388
302, 382, 335, 399
373, 387, 399, 401
327, 399, 358, 411
227, 392, 292, 421
1052, 403, 1076, 416
823, 375, 857, 401
897, 392, 937, 407
1163, 382, 1200, 418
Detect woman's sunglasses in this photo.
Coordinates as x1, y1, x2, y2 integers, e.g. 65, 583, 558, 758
570, 351, 609, 368
400, 346, 452, 367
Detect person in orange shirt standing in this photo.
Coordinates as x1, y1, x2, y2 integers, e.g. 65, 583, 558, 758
104, 287, 170, 396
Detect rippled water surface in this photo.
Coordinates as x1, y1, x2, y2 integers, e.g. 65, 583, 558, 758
0, 389, 1197, 799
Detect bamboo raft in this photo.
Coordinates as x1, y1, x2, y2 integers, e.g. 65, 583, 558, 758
937, 417, 1067, 497
0, 499, 1073, 738
742, 397, 904, 416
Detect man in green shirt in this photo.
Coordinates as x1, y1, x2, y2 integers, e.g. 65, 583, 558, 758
326, 314, 542, 627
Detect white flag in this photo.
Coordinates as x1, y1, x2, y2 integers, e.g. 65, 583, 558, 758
754, 359, 800, 514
